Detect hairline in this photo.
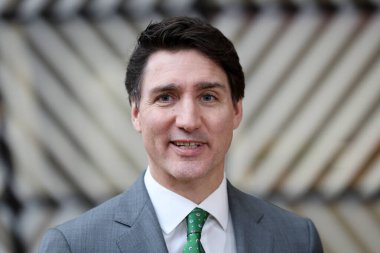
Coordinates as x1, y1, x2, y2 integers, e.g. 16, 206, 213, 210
131, 48, 239, 108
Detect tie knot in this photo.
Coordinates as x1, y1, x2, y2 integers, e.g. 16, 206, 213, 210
186, 207, 209, 235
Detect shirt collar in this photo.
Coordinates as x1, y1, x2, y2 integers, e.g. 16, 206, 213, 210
144, 168, 229, 234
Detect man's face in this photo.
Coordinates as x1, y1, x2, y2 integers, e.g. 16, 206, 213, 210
131, 49, 242, 189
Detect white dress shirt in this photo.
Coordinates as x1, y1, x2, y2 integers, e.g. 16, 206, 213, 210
144, 168, 236, 253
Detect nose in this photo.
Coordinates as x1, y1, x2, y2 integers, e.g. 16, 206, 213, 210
175, 98, 201, 132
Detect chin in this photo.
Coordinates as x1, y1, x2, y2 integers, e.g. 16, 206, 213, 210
171, 163, 213, 181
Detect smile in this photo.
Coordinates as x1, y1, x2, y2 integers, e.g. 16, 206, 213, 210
172, 141, 203, 148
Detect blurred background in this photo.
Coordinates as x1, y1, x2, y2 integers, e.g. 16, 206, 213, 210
1, 0, 379, 252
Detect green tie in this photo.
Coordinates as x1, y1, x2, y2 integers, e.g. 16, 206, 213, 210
183, 207, 209, 253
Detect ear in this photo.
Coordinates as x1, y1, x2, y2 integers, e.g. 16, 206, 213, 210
131, 102, 142, 132
232, 99, 243, 130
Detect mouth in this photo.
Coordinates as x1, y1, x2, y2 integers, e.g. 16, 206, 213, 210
171, 141, 204, 149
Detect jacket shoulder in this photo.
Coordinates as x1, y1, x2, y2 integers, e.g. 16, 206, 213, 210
228, 182, 308, 223
228, 182, 323, 252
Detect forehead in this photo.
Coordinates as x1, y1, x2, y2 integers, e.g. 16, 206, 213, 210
141, 49, 229, 93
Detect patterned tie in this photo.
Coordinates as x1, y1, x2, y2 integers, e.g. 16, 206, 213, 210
183, 207, 209, 253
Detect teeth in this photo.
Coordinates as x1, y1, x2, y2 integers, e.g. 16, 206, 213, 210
174, 142, 201, 147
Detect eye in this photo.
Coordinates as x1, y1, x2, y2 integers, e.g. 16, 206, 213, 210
155, 93, 175, 104
158, 94, 172, 101
201, 94, 216, 102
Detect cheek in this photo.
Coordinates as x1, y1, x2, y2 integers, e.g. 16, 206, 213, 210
208, 116, 234, 141
210, 109, 236, 130
140, 113, 169, 139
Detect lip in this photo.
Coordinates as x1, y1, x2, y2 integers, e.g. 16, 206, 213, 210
169, 139, 206, 157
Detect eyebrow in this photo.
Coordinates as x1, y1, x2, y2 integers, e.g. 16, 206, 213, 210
149, 82, 226, 95
197, 82, 226, 91
149, 83, 178, 95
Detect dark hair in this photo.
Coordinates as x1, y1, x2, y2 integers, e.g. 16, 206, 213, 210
125, 16, 245, 106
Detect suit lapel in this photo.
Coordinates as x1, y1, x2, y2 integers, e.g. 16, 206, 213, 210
228, 182, 273, 253
114, 174, 169, 253
112, 175, 273, 252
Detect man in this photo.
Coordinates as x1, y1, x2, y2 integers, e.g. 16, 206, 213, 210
39, 17, 323, 252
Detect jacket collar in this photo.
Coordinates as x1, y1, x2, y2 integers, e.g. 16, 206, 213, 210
112, 174, 273, 253
228, 181, 274, 253
114, 173, 169, 253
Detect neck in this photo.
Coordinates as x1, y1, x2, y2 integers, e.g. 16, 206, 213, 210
172, 176, 224, 204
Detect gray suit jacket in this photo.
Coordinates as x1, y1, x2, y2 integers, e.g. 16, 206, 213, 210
39, 174, 323, 252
